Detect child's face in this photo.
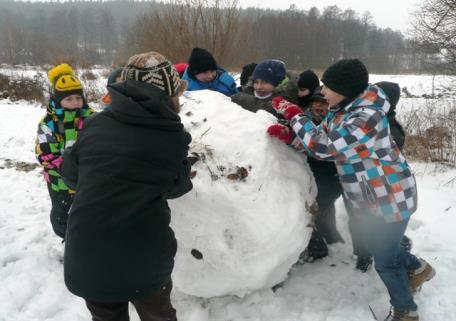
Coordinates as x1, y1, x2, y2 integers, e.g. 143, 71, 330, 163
60, 94, 84, 110
195, 70, 217, 83
321, 85, 345, 108
253, 79, 275, 98
311, 99, 329, 117
298, 88, 311, 97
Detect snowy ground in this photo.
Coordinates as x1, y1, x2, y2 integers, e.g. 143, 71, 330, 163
0, 95, 455, 321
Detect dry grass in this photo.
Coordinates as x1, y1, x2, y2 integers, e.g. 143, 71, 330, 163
401, 99, 456, 165
0, 73, 46, 104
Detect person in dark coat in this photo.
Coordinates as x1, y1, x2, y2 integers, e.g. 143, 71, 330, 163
267, 90, 343, 262
306, 91, 344, 245
62, 51, 192, 321
376, 81, 406, 149
238, 62, 257, 91
296, 69, 320, 108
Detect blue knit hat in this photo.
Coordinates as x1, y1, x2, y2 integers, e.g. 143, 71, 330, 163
252, 60, 286, 87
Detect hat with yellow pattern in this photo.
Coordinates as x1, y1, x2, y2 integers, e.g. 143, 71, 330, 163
48, 63, 84, 103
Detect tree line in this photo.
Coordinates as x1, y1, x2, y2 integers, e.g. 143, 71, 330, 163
0, 0, 449, 74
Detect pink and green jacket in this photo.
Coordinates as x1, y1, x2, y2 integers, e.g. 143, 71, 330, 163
35, 98, 94, 193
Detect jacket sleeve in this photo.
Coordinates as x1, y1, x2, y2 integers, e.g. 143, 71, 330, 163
35, 121, 64, 170
231, 93, 275, 114
224, 75, 239, 96
290, 108, 385, 161
61, 145, 79, 190
166, 158, 193, 199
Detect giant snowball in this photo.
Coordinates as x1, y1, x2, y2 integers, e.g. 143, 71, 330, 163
169, 91, 316, 298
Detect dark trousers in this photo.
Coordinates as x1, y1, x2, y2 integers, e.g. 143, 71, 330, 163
85, 280, 177, 321
47, 184, 73, 239
314, 184, 343, 244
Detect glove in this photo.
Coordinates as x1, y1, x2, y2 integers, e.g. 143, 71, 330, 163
267, 123, 295, 144
267, 123, 306, 152
271, 96, 303, 120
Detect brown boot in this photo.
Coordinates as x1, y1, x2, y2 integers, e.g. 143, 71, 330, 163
384, 308, 419, 321
409, 259, 436, 293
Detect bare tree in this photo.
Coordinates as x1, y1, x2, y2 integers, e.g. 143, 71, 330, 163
133, 0, 244, 66
411, 0, 456, 71
0, 9, 23, 65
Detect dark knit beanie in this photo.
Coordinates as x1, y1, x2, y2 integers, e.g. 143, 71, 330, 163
107, 68, 123, 86
298, 70, 320, 92
322, 59, 369, 98
240, 62, 257, 86
48, 63, 84, 103
375, 81, 400, 107
252, 60, 286, 87
187, 47, 217, 78
310, 88, 326, 102
121, 51, 184, 96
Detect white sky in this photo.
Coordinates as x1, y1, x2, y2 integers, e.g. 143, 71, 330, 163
239, 0, 422, 34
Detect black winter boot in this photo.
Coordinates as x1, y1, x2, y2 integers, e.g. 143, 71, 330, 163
304, 229, 329, 262
355, 255, 373, 272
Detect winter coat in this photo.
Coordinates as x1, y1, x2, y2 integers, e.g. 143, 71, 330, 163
61, 80, 193, 302
182, 67, 238, 96
231, 73, 299, 116
35, 98, 94, 193
388, 115, 405, 150
290, 85, 417, 223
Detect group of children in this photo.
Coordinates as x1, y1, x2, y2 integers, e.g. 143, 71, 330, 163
35, 48, 435, 321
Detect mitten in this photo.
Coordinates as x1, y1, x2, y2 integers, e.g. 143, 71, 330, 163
271, 96, 303, 120
267, 124, 306, 152
267, 124, 295, 144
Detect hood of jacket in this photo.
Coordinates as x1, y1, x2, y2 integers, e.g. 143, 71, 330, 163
108, 80, 183, 131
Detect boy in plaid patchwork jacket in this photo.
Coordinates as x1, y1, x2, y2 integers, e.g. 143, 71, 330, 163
35, 63, 94, 239
268, 59, 435, 321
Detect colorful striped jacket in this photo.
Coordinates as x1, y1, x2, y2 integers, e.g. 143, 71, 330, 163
290, 85, 417, 223
35, 98, 94, 193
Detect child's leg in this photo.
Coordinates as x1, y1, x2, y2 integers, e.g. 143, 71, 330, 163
85, 300, 129, 321
315, 187, 344, 244
47, 184, 73, 239
131, 279, 177, 321
344, 196, 371, 258
361, 216, 418, 312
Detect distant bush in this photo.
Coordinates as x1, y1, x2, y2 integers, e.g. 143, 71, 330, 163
401, 99, 456, 165
0, 73, 46, 104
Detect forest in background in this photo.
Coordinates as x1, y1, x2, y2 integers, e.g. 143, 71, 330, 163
0, 0, 447, 74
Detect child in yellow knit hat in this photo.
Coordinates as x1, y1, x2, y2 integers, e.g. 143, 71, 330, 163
35, 63, 94, 239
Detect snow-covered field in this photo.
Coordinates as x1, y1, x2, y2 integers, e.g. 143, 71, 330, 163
1, 73, 455, 321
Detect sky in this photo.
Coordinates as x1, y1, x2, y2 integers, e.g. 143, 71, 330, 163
239, 0, 421, 34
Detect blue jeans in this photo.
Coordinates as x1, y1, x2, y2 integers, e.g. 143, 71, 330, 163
359, 216, 421, 312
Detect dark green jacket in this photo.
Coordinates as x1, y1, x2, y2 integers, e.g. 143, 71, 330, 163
62, 80, 192, 301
